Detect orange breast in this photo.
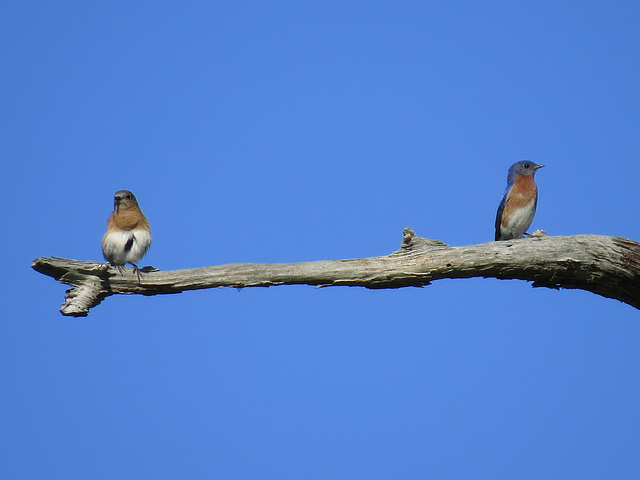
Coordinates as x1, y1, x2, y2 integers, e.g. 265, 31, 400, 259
107, 209, 150, 231
506, 175, 537, 206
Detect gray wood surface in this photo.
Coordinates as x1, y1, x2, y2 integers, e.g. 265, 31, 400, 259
32, 228, 640, 316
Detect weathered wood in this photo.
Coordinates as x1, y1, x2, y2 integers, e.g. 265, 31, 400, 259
31, 228, 640, 316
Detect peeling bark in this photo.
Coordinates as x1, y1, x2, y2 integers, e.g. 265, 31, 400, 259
31, 229, 640, 316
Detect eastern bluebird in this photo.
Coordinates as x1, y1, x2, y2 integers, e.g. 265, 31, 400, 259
101, 190, 152, 280
495, 161, 544, 241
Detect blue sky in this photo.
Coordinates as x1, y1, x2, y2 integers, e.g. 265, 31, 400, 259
3, 1, 640, 478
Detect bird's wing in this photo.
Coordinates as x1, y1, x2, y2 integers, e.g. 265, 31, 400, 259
494, 183, 512, 241
123, 233, 135, 253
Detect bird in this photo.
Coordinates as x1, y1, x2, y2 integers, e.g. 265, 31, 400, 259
101, 190, 152, 281
495, 161, 544, 241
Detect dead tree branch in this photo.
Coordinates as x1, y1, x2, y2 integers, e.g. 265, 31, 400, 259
31, 229, 640, 316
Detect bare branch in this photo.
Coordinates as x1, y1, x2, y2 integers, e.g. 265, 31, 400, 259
31, 229, 640, 316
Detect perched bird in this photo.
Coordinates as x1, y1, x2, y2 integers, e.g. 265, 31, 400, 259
495, 161, 544, 241
101, 190, 152, 280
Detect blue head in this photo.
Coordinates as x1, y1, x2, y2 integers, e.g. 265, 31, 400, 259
506, 161, 544, 184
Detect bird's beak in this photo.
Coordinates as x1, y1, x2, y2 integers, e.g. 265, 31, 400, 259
114, 198, 120, 213
535, 164, 545, 170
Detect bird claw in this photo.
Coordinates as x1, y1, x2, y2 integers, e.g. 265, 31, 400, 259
526, 229, 548, 238
130, 264, 142, 284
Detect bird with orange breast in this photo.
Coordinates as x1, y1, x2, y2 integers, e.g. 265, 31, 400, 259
101, 190, 152, 281
495, 161, 544, 241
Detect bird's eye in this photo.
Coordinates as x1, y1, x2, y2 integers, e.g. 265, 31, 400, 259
523, 163, 531, 168
126, 194, 132, 199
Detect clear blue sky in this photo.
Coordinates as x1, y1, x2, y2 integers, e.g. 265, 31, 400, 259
3, 1, 640, 478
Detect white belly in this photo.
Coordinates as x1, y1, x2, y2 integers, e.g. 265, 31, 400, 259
501, 200, 536, 239
102, 229, 152, 265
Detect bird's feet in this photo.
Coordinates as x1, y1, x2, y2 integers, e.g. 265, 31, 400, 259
524, 229, 548, 238
130, 264, 142, 284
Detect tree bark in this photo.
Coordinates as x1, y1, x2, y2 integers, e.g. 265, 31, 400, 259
31, 228, 640, 317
